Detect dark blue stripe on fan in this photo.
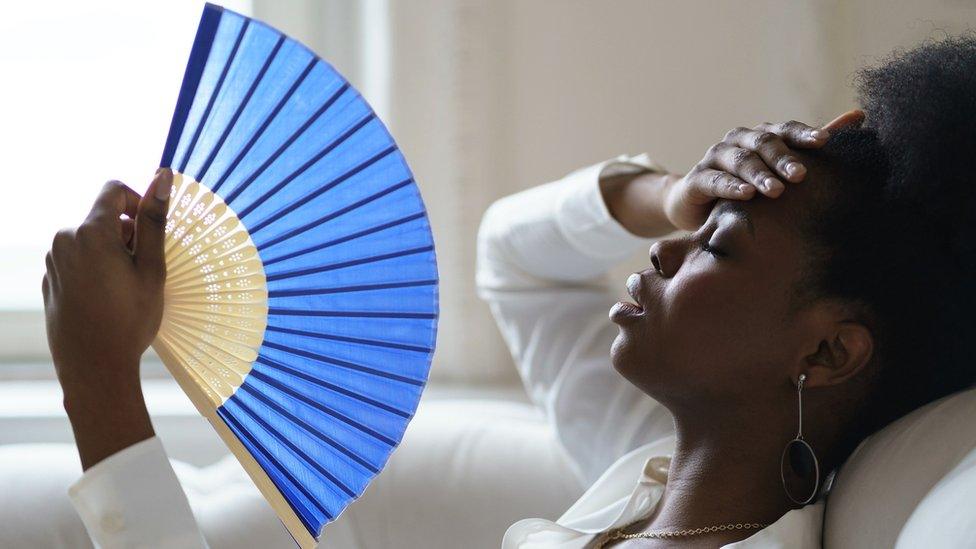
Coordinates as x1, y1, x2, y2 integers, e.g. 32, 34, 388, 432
218, 408, 331, 530
160, 4, 223, 168
250, 356, 405, 444
258, 178, 413, 250
237, 115, 377, 222
237, 114, 380, 229
261, 340, 425, 386
210, 58, 318, 194
265, 245, 434, 282
266, 325, 431, 353
238, 376, 382, 473
254, 355, 411, 419
267, 279, 437, 298
234, 389, 358, 498
262, 212, 426, 267
269, 309, 436, 319
177, 20, 250, 173
223, 83, 350, 204
194, 35, 286, 182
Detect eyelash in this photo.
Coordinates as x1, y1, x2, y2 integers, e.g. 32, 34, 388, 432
697, 232, 726, 258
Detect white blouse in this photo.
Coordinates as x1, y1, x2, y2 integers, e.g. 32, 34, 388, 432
66, 153, 824, 549
476, 154, 824, 548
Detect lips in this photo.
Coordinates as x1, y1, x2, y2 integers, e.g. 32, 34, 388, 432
625, 273, 643, 308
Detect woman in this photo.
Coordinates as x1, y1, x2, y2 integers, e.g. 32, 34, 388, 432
43, 37, 976, 547
487, 37, 976, 547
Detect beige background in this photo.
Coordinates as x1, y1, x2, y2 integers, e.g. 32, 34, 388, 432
255, 0, 976, 383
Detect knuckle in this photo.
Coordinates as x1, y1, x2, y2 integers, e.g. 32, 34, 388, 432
52, 228, 74, 250
704, 143, 723, 159
707, 171, 726, 189
723, 127, 747, 142
730, 148, 754, 165
754, 131, 778, 147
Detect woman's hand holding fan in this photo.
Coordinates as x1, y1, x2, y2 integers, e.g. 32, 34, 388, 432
43, 171, 173, 470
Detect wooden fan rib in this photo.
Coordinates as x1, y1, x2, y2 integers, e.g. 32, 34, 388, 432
166, 246, 258, 286
163, 317, 259, 368
155, 330, 238, 401
164, 309, 264, 349
166, 301, 268, 321
164, 309, 265, 340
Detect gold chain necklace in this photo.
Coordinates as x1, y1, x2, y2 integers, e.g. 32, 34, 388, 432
596, 522, 769, 547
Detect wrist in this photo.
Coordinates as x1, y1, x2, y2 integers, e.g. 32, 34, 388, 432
600, 171, 678, 238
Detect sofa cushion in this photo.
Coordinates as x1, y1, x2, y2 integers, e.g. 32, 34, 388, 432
824, 387, 976, 548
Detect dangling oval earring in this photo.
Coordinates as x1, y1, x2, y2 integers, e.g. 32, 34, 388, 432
780, 373, 820, 505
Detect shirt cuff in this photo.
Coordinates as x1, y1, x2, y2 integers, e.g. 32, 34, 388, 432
555, 153, 669, 262
69, 436, 209, 549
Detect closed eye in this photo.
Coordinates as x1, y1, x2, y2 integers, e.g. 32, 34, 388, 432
696, 230, 727, 258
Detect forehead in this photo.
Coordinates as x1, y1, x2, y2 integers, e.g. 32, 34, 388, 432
712, 155, 834, 237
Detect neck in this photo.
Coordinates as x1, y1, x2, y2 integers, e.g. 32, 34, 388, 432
644, 407, 802, 537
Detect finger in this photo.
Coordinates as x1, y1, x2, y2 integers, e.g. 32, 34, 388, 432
134, 169, 173, 282
690, 168, 757, 201
86, 180, 141, 228
753, 120, 829, 149
823, 109, 865, 132
42, 274, 50, 307
709, 143, 785, 196
121, 218, 136, 251
727, 129, 807, 184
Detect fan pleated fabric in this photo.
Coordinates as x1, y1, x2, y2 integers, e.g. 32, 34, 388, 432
152, 4, 438, 547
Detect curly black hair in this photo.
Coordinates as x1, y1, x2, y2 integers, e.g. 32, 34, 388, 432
800, 34, 976, 444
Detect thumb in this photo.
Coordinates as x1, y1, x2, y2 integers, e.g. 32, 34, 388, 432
134, 168, 173, 281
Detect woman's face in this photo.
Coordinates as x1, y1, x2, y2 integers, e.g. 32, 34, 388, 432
610, 174, 824, 409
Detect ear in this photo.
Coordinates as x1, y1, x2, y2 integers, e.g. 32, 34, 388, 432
822, 109, 866, 132
800, 321, 874, 388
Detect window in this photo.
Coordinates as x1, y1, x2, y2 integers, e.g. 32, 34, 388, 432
0, 0, 250, 364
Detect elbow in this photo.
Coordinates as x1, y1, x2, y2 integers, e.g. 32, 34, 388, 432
475, 197, 515, 294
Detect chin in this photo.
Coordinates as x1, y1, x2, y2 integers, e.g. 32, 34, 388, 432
610, 328, 646, 380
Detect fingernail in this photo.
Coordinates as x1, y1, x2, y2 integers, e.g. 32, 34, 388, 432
738, 184, 752, 194
786, 162, 804, 179
764, 177, 783, 192
154, 169, 173, 201
810, 129, 830, 140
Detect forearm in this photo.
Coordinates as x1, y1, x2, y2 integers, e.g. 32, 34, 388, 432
599, 170, 679, 238
61, 361, 155, 471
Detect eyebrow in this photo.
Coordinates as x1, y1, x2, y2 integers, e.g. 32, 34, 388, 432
712, 201, 756, 238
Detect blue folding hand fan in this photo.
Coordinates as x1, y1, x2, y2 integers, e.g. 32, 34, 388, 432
151, 4, 438, 547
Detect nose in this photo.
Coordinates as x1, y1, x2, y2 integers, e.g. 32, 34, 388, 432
649, 237, 684, 278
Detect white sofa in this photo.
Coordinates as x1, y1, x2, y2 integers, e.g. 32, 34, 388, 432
0, 384, 974, 548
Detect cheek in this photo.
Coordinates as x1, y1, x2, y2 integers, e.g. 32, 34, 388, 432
658, 266, 783, 376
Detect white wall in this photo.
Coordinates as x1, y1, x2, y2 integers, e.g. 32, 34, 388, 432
255, 0, 976, 383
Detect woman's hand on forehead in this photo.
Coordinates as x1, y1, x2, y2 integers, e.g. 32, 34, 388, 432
662, 114, 859, 232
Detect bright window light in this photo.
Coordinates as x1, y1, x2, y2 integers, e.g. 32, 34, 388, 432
0, 0, 251, 310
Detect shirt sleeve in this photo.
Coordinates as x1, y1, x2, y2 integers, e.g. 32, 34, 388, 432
476, 153, 678, 487
68, 436, 210, 549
